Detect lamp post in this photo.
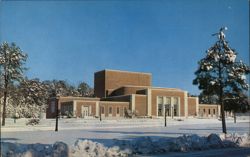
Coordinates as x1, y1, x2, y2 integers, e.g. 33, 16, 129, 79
171, 106, 174, 119
55, 94, 60, 132
164, 105, 167, 127
99, 106, 102, 121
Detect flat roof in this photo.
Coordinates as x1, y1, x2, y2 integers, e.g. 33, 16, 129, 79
199, 104, 219, 106
57, 96, 100, 101
151, 86, 183, 91
95, 69, 152, 75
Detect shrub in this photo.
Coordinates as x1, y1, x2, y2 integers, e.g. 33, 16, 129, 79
26, 118, 40, 126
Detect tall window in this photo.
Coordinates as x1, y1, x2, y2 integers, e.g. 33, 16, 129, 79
101, 106, 105, 114
165, 97, 171, 116
173, 97, 179, 116
203, 109, 206, 113
213, 109, 216, 114
109, 107, 112, 114
117, 107, 120, 114
158, 97, 163, 116
208, 109, 211, 115
51, 101, 55, 113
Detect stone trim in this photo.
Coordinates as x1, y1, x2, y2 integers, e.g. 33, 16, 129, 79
146, 88, 152, 116
184, 91, 188, 118
196, 97, 199, 117
131, 94, 135, 111
96, 101, 99, 116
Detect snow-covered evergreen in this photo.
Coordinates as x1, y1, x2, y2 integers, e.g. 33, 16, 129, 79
193, 27, 250, 133
0, 42, 27, 126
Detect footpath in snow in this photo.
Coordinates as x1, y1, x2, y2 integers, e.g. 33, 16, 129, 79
1, 117, 248, 132
1, 117, 250, 156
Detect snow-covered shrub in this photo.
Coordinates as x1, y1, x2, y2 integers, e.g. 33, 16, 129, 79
207, 133, 223, 148
71, 139, 129, 157
220, 133, 250, 147
1, 142, 53, 157
26, 118, 40, 126
52, 142, 68, 157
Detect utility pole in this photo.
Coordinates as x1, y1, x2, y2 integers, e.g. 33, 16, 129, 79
164, 105, 167, 127
55, 96, 59, 132
99, 106, 102, 121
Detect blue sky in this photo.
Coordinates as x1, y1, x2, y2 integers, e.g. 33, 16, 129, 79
1, 0, 249, 95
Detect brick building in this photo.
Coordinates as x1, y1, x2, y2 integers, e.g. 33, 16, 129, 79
46, 69, 220, 118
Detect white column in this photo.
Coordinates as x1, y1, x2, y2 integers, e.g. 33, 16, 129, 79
178, 97, 181, 118
131, 94, 135, 111
196, 97, 199, 117
218, 105, 221, 117
96, 101, 99, 117
184, 91, 188, 118
171, 97, 173, 118
156, 96, 158, 117
73, 100, 77, 117
147, 88, 152, 116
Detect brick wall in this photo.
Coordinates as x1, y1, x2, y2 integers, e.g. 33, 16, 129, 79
199, 104, 219, 117
76, 101, 97, 117
110, 86, 148, 96
99, 101, 129, 117
94, 70, 106, 98
188, 97, 197, 116
94, 70, 151, 98
151, 89, 186, 116
134, 95, 147, 116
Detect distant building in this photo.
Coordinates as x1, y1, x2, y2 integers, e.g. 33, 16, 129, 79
46, 69, 220, 118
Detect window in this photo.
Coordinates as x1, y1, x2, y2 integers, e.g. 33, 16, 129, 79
117, 107, 120, 114
109, 107, 112, 114
173, 97, 178, 105
158, 96, 163, 104
173, 98, 179, 116
51, 101, 55, 113
165, 104, 171, 116
165, 97, 171, 105
124, 107, 127, 114
203, 109, 206, 113
158, 97, 163, 116
208, 109, 211, 114
174, 104, 178, 116
158, 104, 163, 116
213, 109, 216, 114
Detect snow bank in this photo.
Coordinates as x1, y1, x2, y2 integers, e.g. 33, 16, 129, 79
1, 133, 249, 157
71, 139, 129, 157
1, 142, 68, 157
113, 133, 239, 154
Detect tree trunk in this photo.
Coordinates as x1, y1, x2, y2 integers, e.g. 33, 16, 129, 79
2, 50, 8, 126
219, 59, 227, 134
234, 112, 236, 123
220, 102, 227, 134
2, 90, 7, 126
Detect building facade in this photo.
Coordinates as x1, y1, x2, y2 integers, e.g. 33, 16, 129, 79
46, 69, 220, 118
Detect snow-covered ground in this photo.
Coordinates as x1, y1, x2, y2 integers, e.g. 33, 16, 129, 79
1, 117, 250, 156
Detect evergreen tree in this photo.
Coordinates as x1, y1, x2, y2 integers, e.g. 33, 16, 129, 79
193, 27, 250, 133
0, 42, 27, 126
18, 78, 49, 118
77, 82, 94, 97
224, 91, 249, 123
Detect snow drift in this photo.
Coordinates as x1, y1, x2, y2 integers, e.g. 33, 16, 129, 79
1, 133, 249, 157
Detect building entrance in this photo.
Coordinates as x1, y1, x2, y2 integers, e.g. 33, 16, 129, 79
82, 106, 89, 118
